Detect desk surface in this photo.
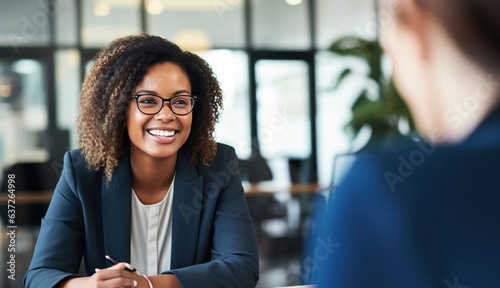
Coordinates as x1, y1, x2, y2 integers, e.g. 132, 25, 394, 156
0, 190, 53, 205
276, 285, 316, 288
244, 183, 322, 195
0, 184, 323, 205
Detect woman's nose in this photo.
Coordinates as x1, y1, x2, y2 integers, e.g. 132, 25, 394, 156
155, 103, 176, 121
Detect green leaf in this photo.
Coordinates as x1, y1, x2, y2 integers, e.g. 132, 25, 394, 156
332, 68, 352, 91
345, 99, 392, 139
351, 90, 370, 111
329, 36, 379, 64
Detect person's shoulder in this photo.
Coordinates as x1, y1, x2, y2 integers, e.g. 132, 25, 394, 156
340, 131, 500, 198
62, 148, 99, 176
66, 148, 84, 160
64, 149, 85, 167
216, 142, 235, 154
212, 142, 237, 163
193, 143, 238, 172
333, 136, 438, 199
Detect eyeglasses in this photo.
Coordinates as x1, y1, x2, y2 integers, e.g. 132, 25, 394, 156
132, 94, 197, 116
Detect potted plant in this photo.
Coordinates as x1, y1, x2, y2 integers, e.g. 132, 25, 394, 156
329, 35, 415, 149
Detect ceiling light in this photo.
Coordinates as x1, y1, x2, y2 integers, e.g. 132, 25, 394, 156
173, 30, 211, 51
147, 0, 164, 15
12, 59, 38, 74
94, 2, 111, 16
286, 0, 302, 5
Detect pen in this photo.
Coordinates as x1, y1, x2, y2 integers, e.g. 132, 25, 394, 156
105, 255, 142, 275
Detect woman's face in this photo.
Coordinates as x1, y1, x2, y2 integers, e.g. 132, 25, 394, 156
126, 62, 193, 160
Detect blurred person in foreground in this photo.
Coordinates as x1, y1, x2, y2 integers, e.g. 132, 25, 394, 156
311, 0, 500, 287
24, 34, 258, 288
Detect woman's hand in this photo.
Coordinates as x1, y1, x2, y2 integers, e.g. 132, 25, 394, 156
90, 263, 139, 287
60, 263, 141, 288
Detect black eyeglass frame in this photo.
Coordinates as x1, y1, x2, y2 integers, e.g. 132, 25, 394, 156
132, 94, 197, 116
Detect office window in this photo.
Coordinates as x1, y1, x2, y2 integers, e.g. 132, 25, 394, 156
251, 0, 310, 49
255, 60, 311, 185
55, 50, 80, 149
316, 0, 374, 49
0, 59, 49, 165
55, 0, 78, 46
0, 0, 51, 48
82, 0, 141, 47
198, 49, 251, 159
315, 51, 372, 186
147, 0, 245, 49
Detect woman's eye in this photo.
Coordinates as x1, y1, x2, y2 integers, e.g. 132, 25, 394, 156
139, 97, 158, 105
173, 98, 189, 106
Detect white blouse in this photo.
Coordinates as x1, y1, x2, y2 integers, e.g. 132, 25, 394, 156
130, 176, 174, 275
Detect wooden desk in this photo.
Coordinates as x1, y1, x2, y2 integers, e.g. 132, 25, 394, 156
272, 285, 315, 288
244, 183, 322, 195
0, 190, 53, 205
0, 184, 323, 204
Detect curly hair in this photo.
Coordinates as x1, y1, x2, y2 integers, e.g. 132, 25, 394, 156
76, 34, 223, 181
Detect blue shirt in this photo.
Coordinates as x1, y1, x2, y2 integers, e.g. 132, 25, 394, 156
311, 108, 500, 287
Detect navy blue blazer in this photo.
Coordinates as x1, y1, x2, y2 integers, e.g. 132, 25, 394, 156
311, 108, 500, 287
24, 143, 259, 288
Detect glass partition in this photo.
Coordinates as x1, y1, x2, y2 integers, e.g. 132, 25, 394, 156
316, 0, 375, 49
315, 51, 372, 186
55, 50, 80, 149
82, 0, 141, 47
255, 60, 311, 185
55, 0, 78, 46
0, 59, 49, 167
251, 0, 310, 49
147, 0, 245, 49
198, 50, 251, 159
0, 0, 51, 48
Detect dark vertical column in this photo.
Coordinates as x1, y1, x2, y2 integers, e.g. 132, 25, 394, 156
307, 0, 318, 183
244, 0, 259, 155
248, 54, 258, 154
47, 0, 57, 135
76, 0, 86, 83
140, 0, 148, 33
244, 0, 252, 47
307, 53, 318, 183
308, 0, 316, 49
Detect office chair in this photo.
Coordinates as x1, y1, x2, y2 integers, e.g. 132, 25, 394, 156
0, 162, 59, 227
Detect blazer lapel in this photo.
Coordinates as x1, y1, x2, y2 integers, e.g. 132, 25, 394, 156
171, 147, 204, 269
102, 153, 133, 265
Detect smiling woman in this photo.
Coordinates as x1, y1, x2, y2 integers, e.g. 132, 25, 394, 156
24, 34, 259, 288
76, 35, 223, 183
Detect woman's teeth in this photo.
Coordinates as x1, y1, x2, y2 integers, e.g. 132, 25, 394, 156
148, 130, 176, 137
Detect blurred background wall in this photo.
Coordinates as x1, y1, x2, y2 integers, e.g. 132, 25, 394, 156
0, 0, 379, 287
0, 0, 378, 187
